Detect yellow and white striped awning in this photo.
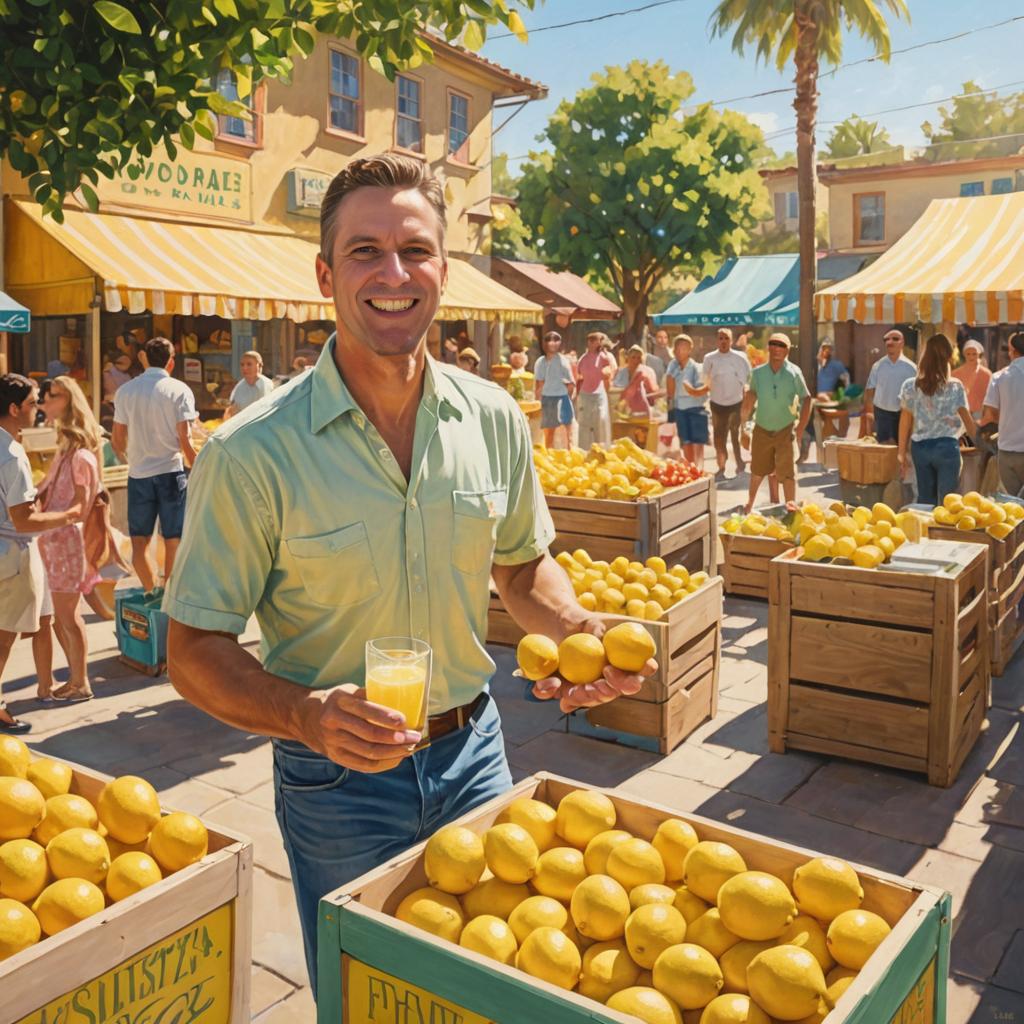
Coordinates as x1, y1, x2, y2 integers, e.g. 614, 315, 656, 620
815, 192, 1024, 324
438, 257, 542, 323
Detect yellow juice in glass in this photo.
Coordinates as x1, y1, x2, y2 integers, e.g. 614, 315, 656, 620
366, 663, 427, 729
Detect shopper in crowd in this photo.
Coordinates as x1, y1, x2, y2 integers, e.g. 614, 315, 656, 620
225, 350, 274, 419
702, 327, 751, 475
864, 329, 916, 443
742, 333, 812, 513
457, 347, 481, 375
953, 339, 992, 419
0, 374, 83, 733
534, 330, 576, 448
575, 331, 616, 447
112, 337, 197, 594
652, 328, 673, 377
622, 345, 660, 417
102, 353, 133, 405
898, 334, 975, 507
982, 332, 1024, 496
665, 334, 708, 470
800, 339, 850, 462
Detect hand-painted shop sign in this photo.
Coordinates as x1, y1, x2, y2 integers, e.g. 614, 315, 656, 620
0, 291, 30, 333
97, 147, 252, 223
287, 167, 333, 217
15, 903, 233, 1024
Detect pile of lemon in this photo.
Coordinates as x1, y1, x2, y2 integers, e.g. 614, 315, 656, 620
395, 788, 890, 1024
534, 439, 674, 501
796, 501, 922, 569
721, 513, 793, 542
931, 491, 1022, 539
517, 621, 657, 689
0, 738, 209, 962
556, 550, 709, 621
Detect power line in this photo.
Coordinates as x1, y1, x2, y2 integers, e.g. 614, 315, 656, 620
489, 0, 690, 40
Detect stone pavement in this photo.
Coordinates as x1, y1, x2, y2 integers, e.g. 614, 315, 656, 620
1, 453, 1021, 1022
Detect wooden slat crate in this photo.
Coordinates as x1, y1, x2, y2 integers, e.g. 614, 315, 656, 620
768, 542, 990, 787
2, 753, 253, 1024
837, 442, 899, 484
317, 772, 951, 1024
101, 462, 129, 489
544, 474, 716, 575
720, 532, 795, 599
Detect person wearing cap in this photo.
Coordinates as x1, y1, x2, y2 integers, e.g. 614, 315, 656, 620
800, 340, 849, 462
981, 332, 1024, 496
702, 327, 751, 476
953, 339, 992, 419
665, 334, 708, 470
622, 345, 660, 416
534, 331, 576, 448
864, 329, 916, 443
741, 333, 812, 512
457, 347, 480, 375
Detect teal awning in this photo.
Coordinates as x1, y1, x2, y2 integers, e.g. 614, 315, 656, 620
652, 254, 799, 327
0, 291, 30, 333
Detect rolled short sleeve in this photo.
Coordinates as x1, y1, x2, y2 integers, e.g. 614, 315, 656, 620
70, 450, 98, 491
533, 356, 547, 385
749, 368, 760, 396
867, 360, 880, 390
950, 379, 968, 410
229, 381, 243, 405
899, 377, 915, 411
112, 389, 130, 426
794, 368, 810, 399
162, 440, 276, 634
1, 455, 34, 510
984, 374, 1000, 409
174, 385, 197, 423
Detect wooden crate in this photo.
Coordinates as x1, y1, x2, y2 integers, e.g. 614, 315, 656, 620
768, 542, 990, 787
2, 754, 253, 1024
317, 772, 951, 1024
720, 532, 795, 599
837, 442, 899, 485
545, 474, 716, 575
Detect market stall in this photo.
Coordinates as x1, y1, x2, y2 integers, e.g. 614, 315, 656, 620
0, 288, 31, 375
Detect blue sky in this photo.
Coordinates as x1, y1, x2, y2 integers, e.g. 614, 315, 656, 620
480, 0, 1024, 172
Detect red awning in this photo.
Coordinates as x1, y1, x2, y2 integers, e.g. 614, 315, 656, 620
492, 259, 621, 321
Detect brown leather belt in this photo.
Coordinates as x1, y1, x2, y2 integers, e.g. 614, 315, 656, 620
418, 692, 487, 747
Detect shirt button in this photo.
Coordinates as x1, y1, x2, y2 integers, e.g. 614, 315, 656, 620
410, 498, 418, 509
415, 584, 425, 593
380, 448, 392, 460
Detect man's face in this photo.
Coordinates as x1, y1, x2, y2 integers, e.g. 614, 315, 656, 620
768, 340, 788, 368
544, 337, 561, 356
674, 342, 691, 363
819, 346, 832, 364
717, 332, 732, 352
240, 356, 260, 382
884, 331, 903, 358
587, 335, 600, 353
316, 186, 447, 357
655, 330, 669, 349
627, 352, 642, 373
9, 389, 38, 430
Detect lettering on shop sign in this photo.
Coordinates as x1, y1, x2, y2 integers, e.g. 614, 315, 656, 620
889, 957, 936, 1024
16, 903, 233, 1024
343, 956, 495, 1024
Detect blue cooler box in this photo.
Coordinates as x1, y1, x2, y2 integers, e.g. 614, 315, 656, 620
115, 587, 168, 675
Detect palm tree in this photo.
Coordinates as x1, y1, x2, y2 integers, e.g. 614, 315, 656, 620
825, 115, 893, 159
709, 0, 909, 386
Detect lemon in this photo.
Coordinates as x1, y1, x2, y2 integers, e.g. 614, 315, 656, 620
516, 926, 581, 990
987, 521, 1014, 540
0, 898, 40, 961
630, 884, 678, 910
871, 502, 896, 524
425, 826, 486, 894
579, 592, 599, 611
870, 519, 892, 540
516, 634, 560, 681
106, 851, 163, 902
0, 839, 48, 903
686, 908, 740, 959
34, 793, 98, 846
800, 535, 834, 562
747, 945, 828, 1021
104, 835, 149, 860
932, 506, 956, 526
532, 846, 587, 901
611, 556, 631, 576
46, 828, 110, 885
147, 811, 208, 874
645, 601, 667, 621
826, 909, 890, 969
652, 942, 723, 1009
851, 545, 884, 569
585, 829, 633, 875
459, 914, 517, 965
484, 823, 539, 885
717, 871, 797, 941
607, 837, 666, 891
395, 886, 465, 942
825, 972, 857, 1006
558, 634, 607, 685
461, 876, 531, 920
571, 874, 630, 940
32, 878, 105, 936
624, 582, 651, 603
831, 536, 857, 560
0, 737, 30, 779
673, 884, 711, 924
962, 491, 982, 508
97, 776, 161, 845
888, 527, 907, 547
25, 759, 72, 800
556, 790, 617, 849
556, 551, 577, 570
683, 842, 746, 903
607, 987, 682, 1024
573, 549, 594, 567
496, 798, 558, 853
508, 894, 567, 944
625, 903, 687, 969
627, 599, 649, 619
719, 939, 773, 994
956, 515, 977, 531
792, 857, 863, 922
779, 915, 834, 973
652, 819, 699, 881
603, 588, 627, 611
604, 621, 657, 673
0, 778, 45, 841
579, 939, 640, 1002
607, 572, 626, 591
700, 993, 771, 1024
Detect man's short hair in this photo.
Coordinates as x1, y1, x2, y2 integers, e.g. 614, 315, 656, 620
673, 334, 693, 349
587, 331, 610, 346
0, 373, 34, 416
240, 349, 263, 366
717, 327, 733, 341
319, 153, 446, 266
144, 337, 175, 368
1010, 332, 1024, 356
543, 331, 562, 344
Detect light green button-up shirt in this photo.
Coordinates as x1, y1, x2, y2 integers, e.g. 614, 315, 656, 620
163, 339, 554, 712
750, 360, 809, 432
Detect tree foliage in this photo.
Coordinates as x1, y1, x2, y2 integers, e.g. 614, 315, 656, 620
513, 60, 770, 342
921, 81, 1024, 161
0, 0, 534, 219
489, 152, 539, 261
824, 115, 891, 159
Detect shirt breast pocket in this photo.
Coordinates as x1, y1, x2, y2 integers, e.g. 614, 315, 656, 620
451, 489, 507, 576
285, 522, 381, 608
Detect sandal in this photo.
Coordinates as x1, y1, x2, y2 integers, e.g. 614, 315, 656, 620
52, 684, 94, 703
0, 701, 31, 734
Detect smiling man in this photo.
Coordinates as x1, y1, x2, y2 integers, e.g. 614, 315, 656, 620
162, 154, 653, 992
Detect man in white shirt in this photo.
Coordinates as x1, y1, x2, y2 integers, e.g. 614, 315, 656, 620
702, 327, 751, 475
982, 332, 1024, 496
534, 331, 576, 449
225, 350, 274, 419
112, 337, 198, 593
864, 329, 917, 443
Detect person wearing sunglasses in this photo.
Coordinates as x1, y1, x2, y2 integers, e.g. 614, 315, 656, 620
864, 330, 916, 444
741, 333, 812, 513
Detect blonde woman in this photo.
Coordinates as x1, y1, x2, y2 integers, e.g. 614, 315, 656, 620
36, 376, 102, 702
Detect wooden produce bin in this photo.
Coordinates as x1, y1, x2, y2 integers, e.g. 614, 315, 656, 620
2, 755, 253, 1024
545, 474, 716, 575
317, 772, 952, 1024
720, 532, 795, 599
837, 442, 900, 484
768, 543, 990, 787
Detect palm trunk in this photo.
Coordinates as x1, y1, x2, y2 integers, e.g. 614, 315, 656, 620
794, 7, 819, 389
621, 274, 648, 346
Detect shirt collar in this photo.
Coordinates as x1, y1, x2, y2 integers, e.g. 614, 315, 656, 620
143, 366, 169, 378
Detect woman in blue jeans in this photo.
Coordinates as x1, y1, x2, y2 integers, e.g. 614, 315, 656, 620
898, 334, 976, 506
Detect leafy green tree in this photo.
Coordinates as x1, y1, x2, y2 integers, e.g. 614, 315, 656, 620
0, 0, 533, 219
489, 152, 539, 261
514, 60, 770, 343
824, 115, 891, 159
709, 0, 908, 382
921, 81, 1024, 160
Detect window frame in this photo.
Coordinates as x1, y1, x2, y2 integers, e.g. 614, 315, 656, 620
446, 87, 472, 165
959, 181, 985, 197
213, 69, 264, 149
853, 191, 886, 246
326, 42, 364, 141
394, 72, 426, 157
992, 177, 1014, 195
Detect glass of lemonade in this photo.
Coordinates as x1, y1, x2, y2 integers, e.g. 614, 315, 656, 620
365, 637, 432, 734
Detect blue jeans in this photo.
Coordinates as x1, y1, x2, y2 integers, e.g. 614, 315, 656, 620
272, 691, 512, 993
911, 437, 961, 507
874, 407, 901, 444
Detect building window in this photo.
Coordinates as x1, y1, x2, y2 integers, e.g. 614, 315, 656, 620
960, 181, 985, 197
396, 74, 423, 153
328, 48, 362, 136
448, 91, 470, 161
992, 177, 1013, 195
854, 193, 885, 245
214, 69, 261, 145
773, 191, 798, 225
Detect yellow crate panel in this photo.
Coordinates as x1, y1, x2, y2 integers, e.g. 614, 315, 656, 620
889, 957, 935, 1024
